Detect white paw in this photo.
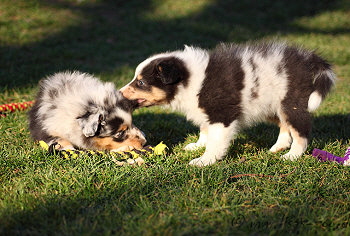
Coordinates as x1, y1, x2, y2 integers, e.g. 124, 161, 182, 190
269, 143, 291, 153
270, 145, 281, 153
184, 142, 204, 151
281, 152, 301, 161
189, 156, 216, 167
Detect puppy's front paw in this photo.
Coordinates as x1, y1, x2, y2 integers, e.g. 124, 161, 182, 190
184, 142, 204, 151
48, 140, 75, 151
189, 156, 216, 167
281, 152, 301, 161
269, 143, 290, 153
111, 146, 134, 152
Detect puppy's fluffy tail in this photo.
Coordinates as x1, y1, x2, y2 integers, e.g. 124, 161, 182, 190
308, 68, 336, 112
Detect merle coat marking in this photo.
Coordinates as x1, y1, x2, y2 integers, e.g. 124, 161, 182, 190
121, 42, 335, 166
29, 71, 146, 151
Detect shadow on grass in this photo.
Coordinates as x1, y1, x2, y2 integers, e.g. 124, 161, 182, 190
241, 114, 349, 150
134, 111, 349, 155
133, 112, 198, 148
239, 113, 349, 158
1, 0, 346, 89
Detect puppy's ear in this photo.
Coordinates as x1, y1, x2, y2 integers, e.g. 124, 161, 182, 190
156, 57, 189, 85
76, 112, 103, 137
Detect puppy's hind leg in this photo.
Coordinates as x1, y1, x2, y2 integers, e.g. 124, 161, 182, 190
282, 127, 309, 161
270, 121, 292, 153
184, 124, 208, 151
282, 110, 311, 161
189, 122, 237, 167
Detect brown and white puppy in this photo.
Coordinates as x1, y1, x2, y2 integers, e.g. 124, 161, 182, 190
29, 71, 146, 151
121, 42, 335, 166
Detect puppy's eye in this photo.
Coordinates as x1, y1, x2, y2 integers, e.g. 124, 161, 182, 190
137, 80, 145, 87
116, 129, 126, 137
98, 114, 106, 126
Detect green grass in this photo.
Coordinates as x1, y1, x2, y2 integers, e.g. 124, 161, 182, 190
1, 0, 349, 235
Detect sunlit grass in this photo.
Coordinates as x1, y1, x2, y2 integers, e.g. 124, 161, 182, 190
293, 10, 350, 32
0, 0, 82, 46
144, 0, 214, 20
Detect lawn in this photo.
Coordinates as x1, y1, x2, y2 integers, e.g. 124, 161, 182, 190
0, 0, 349, 235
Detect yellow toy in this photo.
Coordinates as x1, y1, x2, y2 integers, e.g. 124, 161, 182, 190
39, 141, 167, 166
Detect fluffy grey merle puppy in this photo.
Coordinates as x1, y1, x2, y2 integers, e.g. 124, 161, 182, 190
121, 42, 336, 166
29, 71, 146, 151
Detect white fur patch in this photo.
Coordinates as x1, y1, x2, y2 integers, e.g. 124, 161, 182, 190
240, 44, 288, 126
168, 46, 210, 126
307, 91, 322, 112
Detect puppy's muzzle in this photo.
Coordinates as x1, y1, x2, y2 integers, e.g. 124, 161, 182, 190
128, 125, 147, 146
